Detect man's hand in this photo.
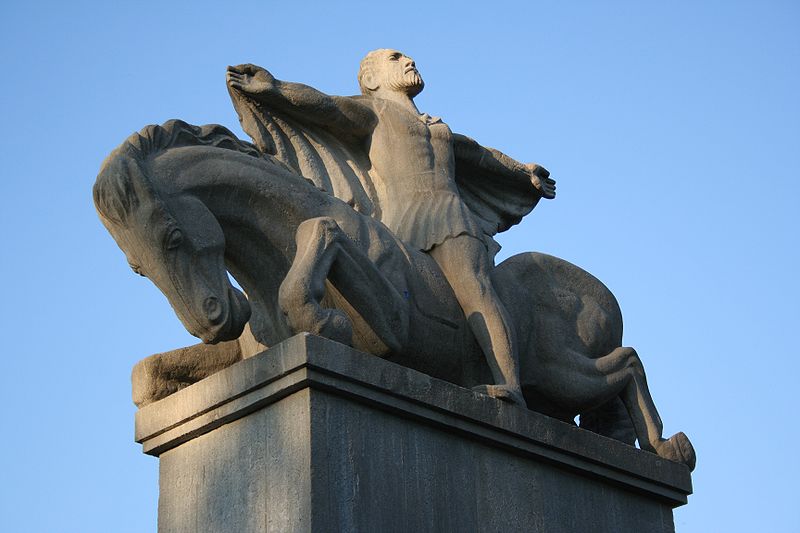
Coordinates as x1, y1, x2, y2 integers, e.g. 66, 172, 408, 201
526, 163, 556, 199
226, 64, 276, 97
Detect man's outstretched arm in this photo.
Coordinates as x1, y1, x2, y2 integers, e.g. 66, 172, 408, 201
227, 64, 376, 137
452, 133, 556, 199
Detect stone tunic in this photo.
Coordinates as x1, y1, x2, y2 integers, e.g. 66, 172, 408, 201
372, 109, 483, 252
388, 187, 482, 252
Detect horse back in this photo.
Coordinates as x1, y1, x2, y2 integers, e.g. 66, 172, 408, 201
493, 252, 624, 369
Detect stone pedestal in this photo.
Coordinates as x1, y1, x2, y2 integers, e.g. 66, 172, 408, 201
135, 334, 692, 532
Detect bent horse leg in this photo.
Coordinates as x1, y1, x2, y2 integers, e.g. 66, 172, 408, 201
278, 217, 410, 352
131, 339, 243, 407
596, 347, 696, 470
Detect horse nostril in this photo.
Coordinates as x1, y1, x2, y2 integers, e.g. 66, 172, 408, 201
203, 296, 224, 324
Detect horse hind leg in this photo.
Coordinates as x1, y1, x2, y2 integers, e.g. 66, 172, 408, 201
600, 347, 696, 470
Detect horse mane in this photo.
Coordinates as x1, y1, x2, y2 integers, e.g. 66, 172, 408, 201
123, 119, 262, 160
94, 120, 261, 225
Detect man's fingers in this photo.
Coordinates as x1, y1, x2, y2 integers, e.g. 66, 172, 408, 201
228, 63, 259, 75
226, 72, 247, 89
531, 169, 556, 198
527, 163, 550, 179
226, 72, 250, 90
543, 181, 556, 198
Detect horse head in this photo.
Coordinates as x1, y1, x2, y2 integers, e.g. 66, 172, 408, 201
94, 149, 251, 344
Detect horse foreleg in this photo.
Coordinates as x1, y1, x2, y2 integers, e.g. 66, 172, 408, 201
278, 217, 354, 345
278, 217, 410, 352
598, 347, 696, 470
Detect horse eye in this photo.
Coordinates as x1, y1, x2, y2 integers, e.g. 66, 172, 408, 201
166, 228, 183, 250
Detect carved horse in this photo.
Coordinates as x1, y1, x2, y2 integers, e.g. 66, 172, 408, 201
94, 120, 695, 470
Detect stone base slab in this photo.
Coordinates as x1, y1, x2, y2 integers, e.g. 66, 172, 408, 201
135, 334, 691, 532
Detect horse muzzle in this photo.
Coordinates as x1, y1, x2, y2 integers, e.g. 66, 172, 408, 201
196, 287, 251, 344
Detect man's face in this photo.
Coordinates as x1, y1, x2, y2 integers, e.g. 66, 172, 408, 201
375, 50, 424, 97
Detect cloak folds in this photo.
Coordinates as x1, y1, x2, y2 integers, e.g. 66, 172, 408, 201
228, 86, 542, 256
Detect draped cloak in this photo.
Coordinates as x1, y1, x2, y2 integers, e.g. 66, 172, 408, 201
228, 87, 543, 258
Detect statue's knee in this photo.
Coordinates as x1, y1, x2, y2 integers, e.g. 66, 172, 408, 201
296, 216, 339, 243
297, 216, 337, 233
278, 279, 305, 312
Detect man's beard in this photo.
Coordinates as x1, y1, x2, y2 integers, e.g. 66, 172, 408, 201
388, 70, 424, 96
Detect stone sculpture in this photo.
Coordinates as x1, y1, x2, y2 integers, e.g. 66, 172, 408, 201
94, 49, 695, 470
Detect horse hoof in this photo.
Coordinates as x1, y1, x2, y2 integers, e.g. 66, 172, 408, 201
472, 384, 527, 407
657, 432, 696, 471
313, 309, 353, 347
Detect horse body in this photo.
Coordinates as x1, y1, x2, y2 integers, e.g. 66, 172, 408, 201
95, 121, 695, 469
150, 144, 485, 374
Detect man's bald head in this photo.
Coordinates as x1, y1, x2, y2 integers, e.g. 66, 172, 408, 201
358, 49, 424, 97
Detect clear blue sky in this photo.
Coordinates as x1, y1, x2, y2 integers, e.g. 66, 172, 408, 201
1, 1, 797, 531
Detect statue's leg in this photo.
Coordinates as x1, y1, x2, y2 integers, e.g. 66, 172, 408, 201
278, 216, 410, 352
575, 346, 696, 469
430, 235, 524, 405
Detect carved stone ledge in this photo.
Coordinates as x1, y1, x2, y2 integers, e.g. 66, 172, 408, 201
137, 333, 691, 532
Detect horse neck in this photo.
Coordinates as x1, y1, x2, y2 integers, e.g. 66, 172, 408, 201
155, 146, 334, 248
148, 146, 339, 344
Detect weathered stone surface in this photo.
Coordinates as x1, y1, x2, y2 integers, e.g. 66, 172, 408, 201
138, 334, 691, 532
132, 323, 266, 407
97, 48, 695, 472
225, 50, 555, 407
